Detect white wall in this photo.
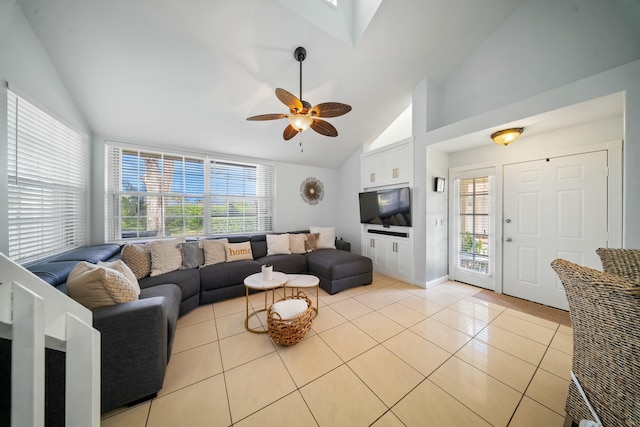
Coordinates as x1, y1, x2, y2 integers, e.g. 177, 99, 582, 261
424, 148, 449, 282
337, 146, 364, 254
273, 162, 339, 232
0, 3, 89, 255
440, 0, 640, 127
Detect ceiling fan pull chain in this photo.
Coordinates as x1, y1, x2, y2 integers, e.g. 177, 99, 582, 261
299, 133, 304, 152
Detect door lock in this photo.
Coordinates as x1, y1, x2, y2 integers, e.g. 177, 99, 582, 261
505, 219, 511, 223
505, 237, 512, 242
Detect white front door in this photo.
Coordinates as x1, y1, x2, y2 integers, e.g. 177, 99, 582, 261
502, 151, 608, 310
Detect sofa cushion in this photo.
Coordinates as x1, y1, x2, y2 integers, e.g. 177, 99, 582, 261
255, 254, 307, 274
309, 226, 336, 249
201, 238, 228, 266
199, 259, 262, 291
267, 234, 291, 255
226, 241, 253, 262
149, 238, 186, 277
121, 243, 152, 279
66, 262, 139, 308
52, 244, 122, 263
180, 241, 204, 269
250, 234, 268, 259
27, 261, 79, 287
138, 268, 200, 301
306, 249, 372, 280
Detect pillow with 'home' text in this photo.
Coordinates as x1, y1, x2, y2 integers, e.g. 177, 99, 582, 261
225, 241, 253, 262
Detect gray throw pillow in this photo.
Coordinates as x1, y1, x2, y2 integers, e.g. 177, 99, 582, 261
180, 241, 204, 269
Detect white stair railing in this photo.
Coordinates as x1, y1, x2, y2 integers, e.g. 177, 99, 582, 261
0, 252, 100, 427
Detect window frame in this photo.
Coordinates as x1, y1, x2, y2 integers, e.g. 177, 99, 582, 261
105, 142, 275, 241
458, 176, 490, 275
7, 89, 89, 265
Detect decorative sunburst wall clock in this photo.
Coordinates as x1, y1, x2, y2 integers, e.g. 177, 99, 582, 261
300, 177, 324, 205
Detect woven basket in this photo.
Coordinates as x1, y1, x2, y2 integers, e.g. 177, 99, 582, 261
267, 292, 314, 346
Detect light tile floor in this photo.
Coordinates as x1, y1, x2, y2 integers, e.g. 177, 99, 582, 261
101, 273, 572, 427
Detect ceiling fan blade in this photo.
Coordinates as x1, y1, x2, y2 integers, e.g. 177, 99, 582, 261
309, 102, 352, 118
276, 88, 303, 113
283, 124, 299, 140
310, 119, 338, 137
246, 113, 288, 121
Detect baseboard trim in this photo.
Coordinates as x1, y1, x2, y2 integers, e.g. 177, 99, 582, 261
426, 275, 448, 288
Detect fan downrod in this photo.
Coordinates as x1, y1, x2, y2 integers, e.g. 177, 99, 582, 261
294, 46, 306, 62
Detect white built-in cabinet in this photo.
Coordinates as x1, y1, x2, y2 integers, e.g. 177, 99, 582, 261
360, 138, 415, 283
362, 139, 413, 188
361, 234, 413, 282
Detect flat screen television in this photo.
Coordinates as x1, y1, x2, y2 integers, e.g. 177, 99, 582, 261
358, 187, 412, 227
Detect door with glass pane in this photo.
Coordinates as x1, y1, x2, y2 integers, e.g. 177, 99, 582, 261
451, 173, 495, 290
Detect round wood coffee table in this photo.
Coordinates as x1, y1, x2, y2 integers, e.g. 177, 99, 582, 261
286, 274, 320, 317
244, 271, 287, 333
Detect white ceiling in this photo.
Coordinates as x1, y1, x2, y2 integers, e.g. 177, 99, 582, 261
17, 0, 527, 169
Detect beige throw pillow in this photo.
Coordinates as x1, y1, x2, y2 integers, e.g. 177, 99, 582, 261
149, 237, 186, 277
201, 238, 228, 267
309, 226, 336, 249
121, 243, 151, 279
267, 234, 291, 255
98, 259, 141, 296
226, 241, 253, 262
289, 234, 306, 254
67, 262, 139, 309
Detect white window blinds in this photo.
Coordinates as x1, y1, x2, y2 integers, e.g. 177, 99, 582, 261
106, 143, 274, 240
7, 90, 88, 264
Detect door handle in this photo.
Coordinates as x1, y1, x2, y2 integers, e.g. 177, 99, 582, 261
505, 237, 512, 242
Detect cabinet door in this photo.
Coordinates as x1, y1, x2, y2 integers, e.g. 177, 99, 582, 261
394, 143, 412, 183
362, 152, 384, 186
382, 149, 397, 183
394, 239, 413, 279
382, 143, 412, 183
362, 236, 384, 270
384, 238, 412, 281
384, 238, 398, 272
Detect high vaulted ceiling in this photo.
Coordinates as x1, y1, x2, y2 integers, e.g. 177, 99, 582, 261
18, 0, 525, 168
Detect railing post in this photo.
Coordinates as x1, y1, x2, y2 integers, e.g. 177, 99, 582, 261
65, 313, 101, 427
11, 282, 45, 427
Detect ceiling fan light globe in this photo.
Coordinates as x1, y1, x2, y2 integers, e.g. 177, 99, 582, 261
289, 114, 313, 132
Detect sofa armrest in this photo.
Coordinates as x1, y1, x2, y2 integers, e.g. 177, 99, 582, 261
92, 297, 169, 412
335, 239, 351, 252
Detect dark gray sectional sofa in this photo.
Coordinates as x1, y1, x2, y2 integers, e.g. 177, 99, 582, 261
1, 232, 372, 426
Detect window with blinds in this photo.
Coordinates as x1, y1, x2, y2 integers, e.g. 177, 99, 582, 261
7, 90, 88, 265
459, 176, 490, 274
106, 144, 274, 240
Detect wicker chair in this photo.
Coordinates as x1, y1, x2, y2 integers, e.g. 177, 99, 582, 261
596, 247, 640, 283
551, 259, 640, 427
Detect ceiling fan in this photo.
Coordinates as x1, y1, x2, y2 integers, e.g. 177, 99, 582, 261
247, 47, 352, 141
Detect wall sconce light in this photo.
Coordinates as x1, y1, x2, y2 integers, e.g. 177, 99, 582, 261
491, 127, 524, 146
